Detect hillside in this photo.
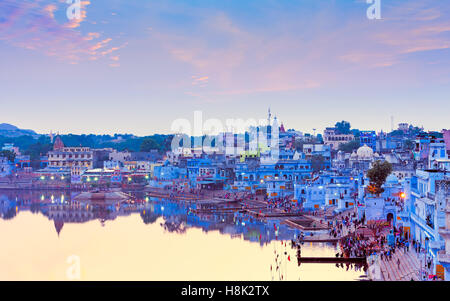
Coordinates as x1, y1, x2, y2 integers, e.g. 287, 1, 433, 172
0, 123, 38, 137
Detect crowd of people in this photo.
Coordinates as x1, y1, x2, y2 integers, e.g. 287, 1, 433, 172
266, 196, 302, 213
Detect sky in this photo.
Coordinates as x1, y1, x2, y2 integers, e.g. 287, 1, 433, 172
0, 0, 449, 136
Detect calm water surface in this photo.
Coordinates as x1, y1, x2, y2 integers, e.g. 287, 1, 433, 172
0, 190, 366, 281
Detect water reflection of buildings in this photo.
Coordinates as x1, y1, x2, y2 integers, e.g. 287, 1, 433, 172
0, 191, 302, 245
0, 191, 130, 234
48, 203, 95, 235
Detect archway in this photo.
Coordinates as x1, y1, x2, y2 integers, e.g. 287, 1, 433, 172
387, 213, 394, 225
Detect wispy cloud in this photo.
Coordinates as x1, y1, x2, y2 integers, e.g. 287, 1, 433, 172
191, 75, 209, 87
0, 0, 126, 64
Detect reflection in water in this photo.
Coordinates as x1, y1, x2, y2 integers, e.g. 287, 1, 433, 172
0, 190, 367, 281
0, 190, 299, 244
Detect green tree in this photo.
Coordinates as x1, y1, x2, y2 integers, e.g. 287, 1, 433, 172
25, 142, 53, 169
366, 160, 393, 196
0, 150, 15, 162
351, 129, 361, 138
140, 138, 160, 152
335, 121, 351, 134
338, 140, 360, 153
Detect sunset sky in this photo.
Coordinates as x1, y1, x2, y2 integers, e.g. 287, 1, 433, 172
0, 0, 449, 136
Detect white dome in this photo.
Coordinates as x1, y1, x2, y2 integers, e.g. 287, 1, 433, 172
356, 144, 374, 159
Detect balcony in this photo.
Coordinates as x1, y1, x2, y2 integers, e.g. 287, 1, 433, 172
437, 251, 450, 264
416, 194, 435, 206
411, 189, 424, 198
410, 212, 436, 237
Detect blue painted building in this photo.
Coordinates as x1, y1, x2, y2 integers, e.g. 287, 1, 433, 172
360, 131, 377, 151
400, 169, 449, 279
294, 174, 359, 211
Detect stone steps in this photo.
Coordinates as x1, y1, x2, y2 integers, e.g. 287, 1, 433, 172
400, 254, 418, 280
386, 256, 403, 280
403, 252, 420, 280
408, 251, 421, 267
400, 253, 418, 281
379, 259, 390, 280
378, 249, 421, 281
394, 251, 412, 280
380, 257, 400, 280
392, 253, 408, 280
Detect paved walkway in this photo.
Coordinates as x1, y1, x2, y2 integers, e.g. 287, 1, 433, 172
378, 248, 421, 281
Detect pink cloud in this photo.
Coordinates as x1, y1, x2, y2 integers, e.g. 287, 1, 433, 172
0, 0, 126, 64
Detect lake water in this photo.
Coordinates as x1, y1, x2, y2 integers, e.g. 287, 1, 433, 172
0, 190, 367, 281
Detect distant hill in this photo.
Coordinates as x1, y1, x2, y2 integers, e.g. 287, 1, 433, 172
0, 123, 38, 137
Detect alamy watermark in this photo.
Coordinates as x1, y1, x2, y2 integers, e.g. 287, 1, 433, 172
66, 0, 82, 20
366, 0, 381, 20
170, 111, 279, 162
65, 1, 380, 22
66, 255, 81, 280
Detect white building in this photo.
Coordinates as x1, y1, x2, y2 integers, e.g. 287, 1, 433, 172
109, 150, 131, 163
428, 142, 449, 170
294, 175, 357, 211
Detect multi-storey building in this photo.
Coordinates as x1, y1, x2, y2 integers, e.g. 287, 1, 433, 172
48, 147, 93, 169
2, 143, 20, 155
442, 129, 450, 152
437, 182, 450, 280
294, 174, 358, 211
47, 136, 93, 169
323, 127, 354, 150
359, 131, 377, 151
402, 170, 449, 279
